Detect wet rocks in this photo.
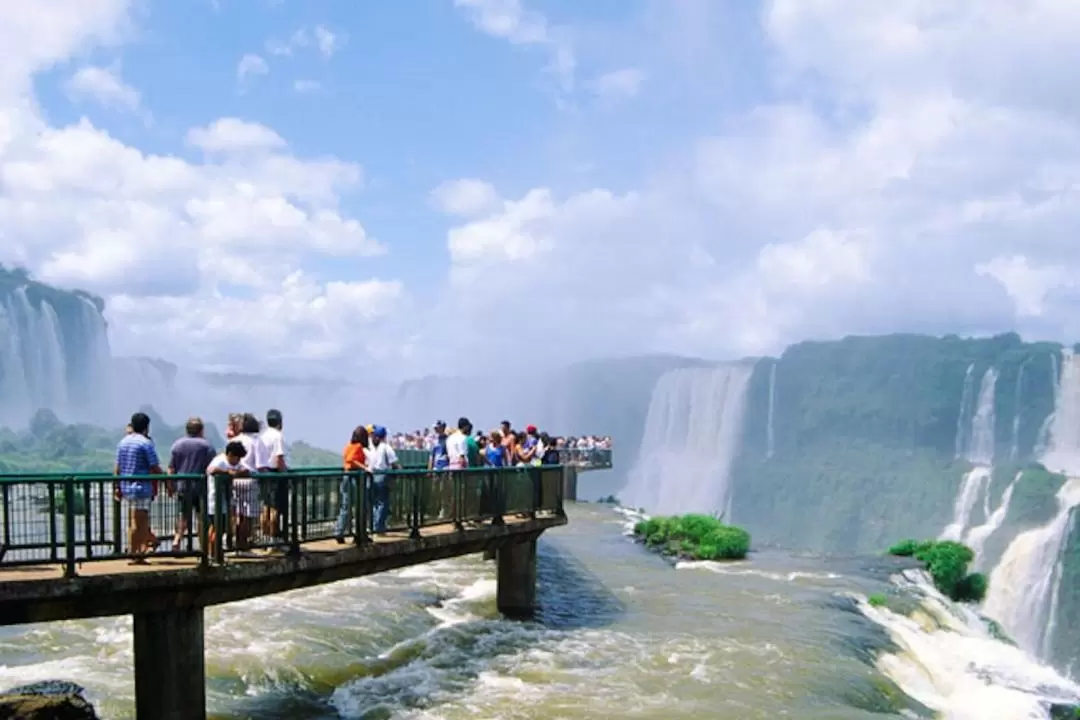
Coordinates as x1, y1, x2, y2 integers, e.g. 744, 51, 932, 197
0, 681, 99, 720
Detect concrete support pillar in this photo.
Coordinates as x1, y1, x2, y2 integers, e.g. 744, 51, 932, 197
483, 547, 497, 561
562, 465, 578, 503
496, 538, 537, 619
133, 607, 206, 720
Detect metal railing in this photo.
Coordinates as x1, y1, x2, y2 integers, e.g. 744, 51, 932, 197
0, 465, 565, 576
559, 448, 612, 469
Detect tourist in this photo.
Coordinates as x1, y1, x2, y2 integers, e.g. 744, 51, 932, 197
336, 425, 370, 543
519, 425, 541, 464
206, 440, 250, 561
257, 409, 289, 543
167, 416, 216, 551
367, 426, 400, 533
232, 413, 264, 553
114, 411, 163, 564
446, 418, 469, 470
540, 432, 560, 465
428, 420, 449, 471
485, 430, 507, 467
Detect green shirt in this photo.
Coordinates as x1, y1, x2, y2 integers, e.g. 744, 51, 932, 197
465, 436, 481, 467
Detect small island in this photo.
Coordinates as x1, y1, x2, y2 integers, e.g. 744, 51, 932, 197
886, 539, 988, 603
633, 514, 751, 561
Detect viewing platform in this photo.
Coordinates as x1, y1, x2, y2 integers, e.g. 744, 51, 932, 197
0, 463, 574, 720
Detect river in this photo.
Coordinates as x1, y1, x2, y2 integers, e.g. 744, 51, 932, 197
0, 504, 1077, 719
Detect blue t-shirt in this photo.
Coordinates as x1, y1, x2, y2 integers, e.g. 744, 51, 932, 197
116, 434, 160, 499
484, 445, 505, 467
430, 436, 449, 470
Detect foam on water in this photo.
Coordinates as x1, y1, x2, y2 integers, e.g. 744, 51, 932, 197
860, 569, 1080, 720
676, 560, 844, 585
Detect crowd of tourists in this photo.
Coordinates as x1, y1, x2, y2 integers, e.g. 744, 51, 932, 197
112, 411, 610, 562
388, 425, 613, 467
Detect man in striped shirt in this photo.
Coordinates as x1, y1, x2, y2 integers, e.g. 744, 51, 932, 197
114, 412, 164, 564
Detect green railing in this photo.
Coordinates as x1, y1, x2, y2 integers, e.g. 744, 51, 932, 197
0, 465, 565, 576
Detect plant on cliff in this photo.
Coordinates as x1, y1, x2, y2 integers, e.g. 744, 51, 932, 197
633, 514, 750, 561
887, 539, 988, 603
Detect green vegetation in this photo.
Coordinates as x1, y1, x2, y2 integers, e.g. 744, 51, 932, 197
633, 514, 751, 561
596, 494, 620, 504
887, 539, 988, 603
867, 593, 887, 607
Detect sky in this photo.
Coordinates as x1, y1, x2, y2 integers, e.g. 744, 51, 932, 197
2, 0, 1080, 381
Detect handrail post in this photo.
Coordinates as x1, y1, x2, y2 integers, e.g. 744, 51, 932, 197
198, 475, 209, 568
289, 475, 301, 557
82, 480, 93, 559
409, 471, 421, 540
63, 479, 77, 578
48, 481, 59, 562
555, 465, 565, 517
217, 477, 230, 565
453, 471, 464, 532
490, 469, 504, 526
530, 467, 540, 519
112, 480, 122, 556
355, 472, 369, 545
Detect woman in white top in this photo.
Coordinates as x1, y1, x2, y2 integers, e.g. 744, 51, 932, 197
206, 440, 249, 560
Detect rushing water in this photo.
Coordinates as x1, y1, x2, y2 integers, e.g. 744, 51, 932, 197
0, 505, 1074, 719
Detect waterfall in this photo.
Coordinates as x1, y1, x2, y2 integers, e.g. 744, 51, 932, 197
620, 364, 753, 517
984, 479, 1080, 657
1010, 359, 1028, 461
955, 364, 976, 458
940, 467, 992, 542
940, 368, 998, 541
765, 362, 777, 459
984, 351, 1080, 662
1042, 508, 1077, 661
964, 471, 1021, 567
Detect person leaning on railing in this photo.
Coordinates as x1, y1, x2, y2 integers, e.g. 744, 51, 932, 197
336, 425, 371, 544
367, 426, 400, 533
205, 441, 251, 560
114, 411, 164, 564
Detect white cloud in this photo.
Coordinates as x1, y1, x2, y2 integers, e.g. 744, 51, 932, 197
293, 79, 321, 93
313, 25, 342, 58
236, 53, 268, 83
454, 0, 575, 91
591, 68, 644, 101
65, 65, 141, 113
430, 178, 499, 217
266, 28, 308, 57
185, 118, 286, 154
976, 256, 1071, 318
0, 4, 400, 373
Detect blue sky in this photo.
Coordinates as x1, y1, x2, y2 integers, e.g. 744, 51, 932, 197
3, 1, 1079, 378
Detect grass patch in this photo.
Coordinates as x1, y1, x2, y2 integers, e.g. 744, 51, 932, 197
633, 514, 751, 561
887, 538, 988, 603
867, 593, 888, 607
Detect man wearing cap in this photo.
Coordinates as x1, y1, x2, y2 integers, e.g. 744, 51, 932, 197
368, 426, 400, 532
520, 424, 541, 464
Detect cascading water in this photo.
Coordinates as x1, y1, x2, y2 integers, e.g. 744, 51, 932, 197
964, 471, 1021, 567
985, 350, 1080, 662
620, 364, 753, 517
765, 362, 777, 459
955, 364, 976, 459
1010, 359, 1028, 461
941, 367, 997, 542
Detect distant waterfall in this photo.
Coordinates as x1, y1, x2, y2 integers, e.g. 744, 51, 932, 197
765, 363, 777, 459
940, 367, 997, 542
621, 364, 753, 517
1010, 359, 1028, 461
955, 364, 976, 458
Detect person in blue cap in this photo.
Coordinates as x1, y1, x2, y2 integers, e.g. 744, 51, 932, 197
368, 425, 400, 532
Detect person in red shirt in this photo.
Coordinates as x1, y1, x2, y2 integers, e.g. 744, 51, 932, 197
336, 426, 370, 543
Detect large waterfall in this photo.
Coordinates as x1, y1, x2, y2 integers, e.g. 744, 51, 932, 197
940, 367, 998, 542
0, 278, 113, 427
985, 351, 1080, 662
620, 364, 752, 517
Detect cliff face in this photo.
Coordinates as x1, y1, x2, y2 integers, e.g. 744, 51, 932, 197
0, 267, 112, 426
730, 333, 1061, 554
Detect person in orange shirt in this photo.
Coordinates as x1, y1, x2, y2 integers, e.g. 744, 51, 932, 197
336, 425, 371, 543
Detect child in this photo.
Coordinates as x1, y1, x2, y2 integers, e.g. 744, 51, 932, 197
206, 441, 249, 560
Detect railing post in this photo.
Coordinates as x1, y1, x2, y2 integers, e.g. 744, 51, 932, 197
409, 472, 421, 540
216, 477, 229, 564
289, 475, 301, 557
82, 480, 93, 559
48, 481, 59, 562
198, 476, 209, 568
491, 469, 504, 526
453, 472, 464, 532
63, 479, 77, 578
530, 467, 540, 519
355, 472, 369, 545
555, 465, 565, 517
0, 484, 10, 561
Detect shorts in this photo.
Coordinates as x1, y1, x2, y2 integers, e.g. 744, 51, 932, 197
232, 478, 259, 519
127, 497, 152, 511
177, 488, 203, 514
259, 472, 289, 511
